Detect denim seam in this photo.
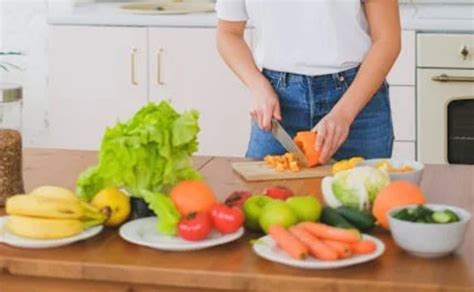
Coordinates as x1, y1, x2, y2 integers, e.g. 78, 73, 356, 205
306, 75, 315, 129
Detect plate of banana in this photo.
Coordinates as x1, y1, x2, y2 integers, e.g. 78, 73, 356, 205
0, 186, 106, 249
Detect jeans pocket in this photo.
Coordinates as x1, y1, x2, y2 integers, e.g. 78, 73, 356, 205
262, 69, 284, 90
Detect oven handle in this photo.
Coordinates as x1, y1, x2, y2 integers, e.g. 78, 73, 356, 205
432, 74, 474, 83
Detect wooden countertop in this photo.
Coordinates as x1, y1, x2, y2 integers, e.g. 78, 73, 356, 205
1, 149, 473, 292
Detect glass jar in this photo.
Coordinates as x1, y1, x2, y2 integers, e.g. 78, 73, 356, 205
0, 83, 24, 206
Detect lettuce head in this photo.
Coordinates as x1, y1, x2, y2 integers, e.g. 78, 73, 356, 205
322, 166, 389, 211
76, 101, 201, 235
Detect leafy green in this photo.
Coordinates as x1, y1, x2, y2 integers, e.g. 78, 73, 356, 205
142, 190, 181, 235
76, 101, 201, 235
331, 166, 389, 211
393, 205, 460, 224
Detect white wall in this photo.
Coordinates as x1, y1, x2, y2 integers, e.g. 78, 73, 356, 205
0, 0, 49, 147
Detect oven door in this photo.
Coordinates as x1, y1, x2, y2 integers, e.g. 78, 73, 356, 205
418, 68, 474, 164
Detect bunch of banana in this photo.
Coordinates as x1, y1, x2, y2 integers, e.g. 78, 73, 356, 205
5, 186, 107, 240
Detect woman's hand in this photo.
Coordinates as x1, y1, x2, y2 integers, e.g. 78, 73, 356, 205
312, 109, 353, 164
249, 79, 282, 131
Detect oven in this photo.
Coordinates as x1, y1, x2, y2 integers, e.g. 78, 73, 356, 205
417, 33, 474, 164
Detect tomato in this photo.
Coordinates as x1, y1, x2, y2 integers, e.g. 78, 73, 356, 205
178, 212, 212, 241
224, 191, 252, 208
210, 203, 245, 234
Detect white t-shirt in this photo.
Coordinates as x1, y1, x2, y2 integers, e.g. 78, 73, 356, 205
216, 0, 372, 76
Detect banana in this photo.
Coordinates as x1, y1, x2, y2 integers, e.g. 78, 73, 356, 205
30, 186, 80, 203
6, 215, 85, 239
6, 194, 106, 222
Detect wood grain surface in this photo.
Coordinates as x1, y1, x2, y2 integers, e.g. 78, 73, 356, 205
231, 161, 333, 181
0, 150, 473, 292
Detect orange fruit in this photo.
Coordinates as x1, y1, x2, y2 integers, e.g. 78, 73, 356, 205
170, 180, 216, 216
373, 181, 426, 229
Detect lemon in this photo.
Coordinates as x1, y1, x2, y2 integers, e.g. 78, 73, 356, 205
91, 188, 131, 227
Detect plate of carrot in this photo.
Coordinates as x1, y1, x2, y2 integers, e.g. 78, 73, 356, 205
253, 222, 385, 269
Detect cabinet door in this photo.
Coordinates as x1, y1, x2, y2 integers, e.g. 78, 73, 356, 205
387, 30, 415, 86
48, 26, 148, 150
392, 141, 416, 160
149, 28, 252, 157
389, 86, 416, 141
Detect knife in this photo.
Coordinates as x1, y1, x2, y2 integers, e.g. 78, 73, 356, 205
271, 119, 309, 167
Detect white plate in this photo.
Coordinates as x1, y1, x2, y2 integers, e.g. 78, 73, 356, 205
119, 217, 244, 251
0, 216, 103, 249
253, 234, 385, 269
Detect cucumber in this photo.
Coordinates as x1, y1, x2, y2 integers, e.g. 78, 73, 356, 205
321, 206, 355, 229
444, 209, 460, 223
432, 212, 451, 223
335, 206, 375, 232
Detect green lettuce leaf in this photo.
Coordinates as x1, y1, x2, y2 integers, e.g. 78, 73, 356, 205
76, 100, 201, 235
142, 189, 180, 236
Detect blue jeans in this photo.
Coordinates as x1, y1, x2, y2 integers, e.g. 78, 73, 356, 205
246, 67, 394, 160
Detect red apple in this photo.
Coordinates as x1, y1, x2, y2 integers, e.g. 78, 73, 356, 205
263, 186, 294, 200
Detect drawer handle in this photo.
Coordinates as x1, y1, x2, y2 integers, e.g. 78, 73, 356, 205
131, 47, 138, 86
432, 74, 474, 83
460, 45, 469, 60
157, 48, 165, 85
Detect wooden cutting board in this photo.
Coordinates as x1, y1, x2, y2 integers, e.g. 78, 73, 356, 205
231, 161, 333, 182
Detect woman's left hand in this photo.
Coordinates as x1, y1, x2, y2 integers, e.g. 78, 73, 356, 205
312, 110, 353, 164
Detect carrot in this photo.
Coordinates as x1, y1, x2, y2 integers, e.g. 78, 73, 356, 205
350, 240, 377, 255
289, 226, 339, 261
323, 240, 352, 258
293, 131, 320, 167
298, 222, 361, 243
268, 225, 309, 260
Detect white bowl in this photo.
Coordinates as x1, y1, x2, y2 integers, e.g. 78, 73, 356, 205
388, 204, 471, 258
361, 159, 424, 185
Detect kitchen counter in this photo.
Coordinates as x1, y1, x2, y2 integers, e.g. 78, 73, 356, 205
1, 149, 473, 291
47, 2, 474, 32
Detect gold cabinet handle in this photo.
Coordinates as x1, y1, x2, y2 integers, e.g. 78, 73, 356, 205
157, 48, 165, 85
131, 47, 138, 86
432, 74, 474, 83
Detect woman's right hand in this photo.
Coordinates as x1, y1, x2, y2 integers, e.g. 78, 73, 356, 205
249, 79, 282, 131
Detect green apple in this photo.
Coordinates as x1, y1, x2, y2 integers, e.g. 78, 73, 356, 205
243, 195, 273, 231
286, 195, 322, 222
259, 201, 298, 233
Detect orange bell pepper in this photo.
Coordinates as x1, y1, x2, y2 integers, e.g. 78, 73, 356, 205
293, 131, 320, 167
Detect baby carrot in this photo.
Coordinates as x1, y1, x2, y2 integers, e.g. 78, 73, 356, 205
289, 226, 339, 261
298, 222, 361, 243
268, 225, 309, 260
350, 240, 377, 255
323, 240, 352, 258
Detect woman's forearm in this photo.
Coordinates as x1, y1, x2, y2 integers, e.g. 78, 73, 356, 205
333, 39, 401, 122
216, 21, 268, 91
217, 20, 282, 129
333, 0, 401, 123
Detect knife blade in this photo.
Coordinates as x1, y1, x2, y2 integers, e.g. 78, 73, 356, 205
271, 119, 309, 167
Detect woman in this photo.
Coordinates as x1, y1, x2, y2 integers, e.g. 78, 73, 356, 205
216, 0, 401, 164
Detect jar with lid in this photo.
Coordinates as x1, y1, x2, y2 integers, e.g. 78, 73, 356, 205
0, 83, 24, 206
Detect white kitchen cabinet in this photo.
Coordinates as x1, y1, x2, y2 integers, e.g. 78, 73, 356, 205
390, 86, 416, 141
148, 28, 253, 157
387, 30, 416, 86
392, 141, 416, 160
48, 26, 148, 149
